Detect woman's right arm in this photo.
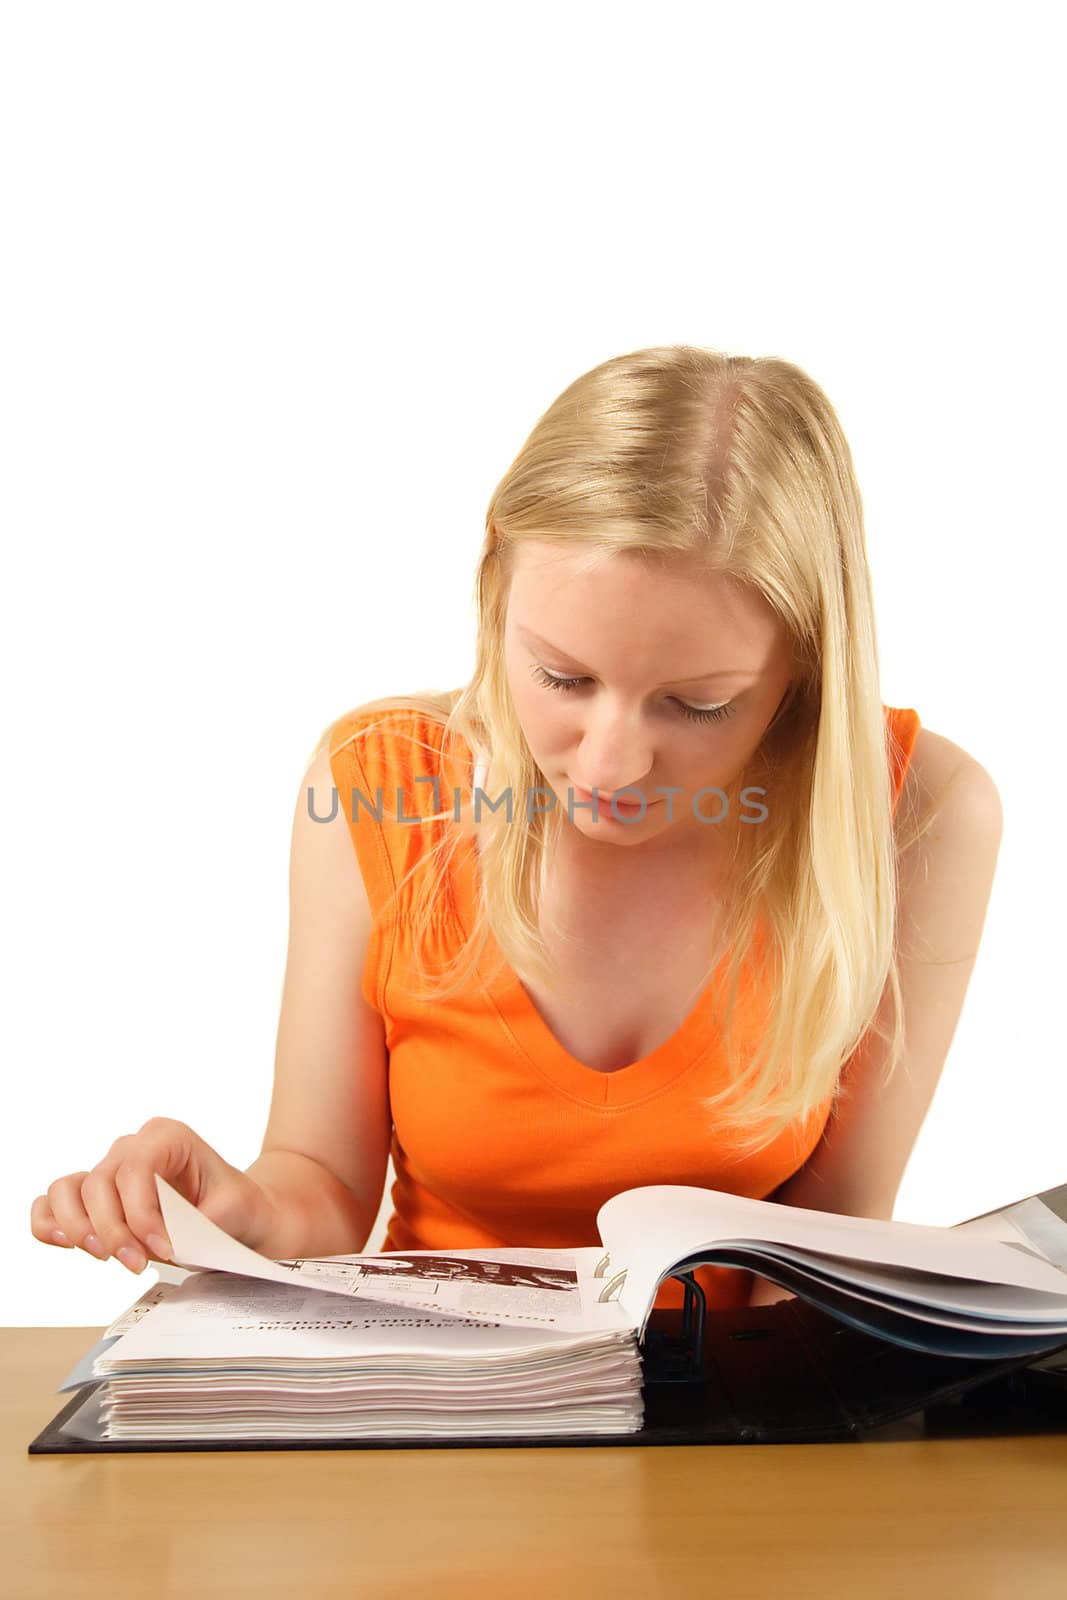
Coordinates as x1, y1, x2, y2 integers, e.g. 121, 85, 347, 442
30, 742, 391, 1271
243, 740, 392, 1259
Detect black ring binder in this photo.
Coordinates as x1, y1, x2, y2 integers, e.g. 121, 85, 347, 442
641, 1271, 707, 1385
633, 1277, 1067, 1445
27, 1274, 1067, 1453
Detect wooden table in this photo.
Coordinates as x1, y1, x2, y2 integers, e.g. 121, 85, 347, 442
9, 1326, 1067, 1598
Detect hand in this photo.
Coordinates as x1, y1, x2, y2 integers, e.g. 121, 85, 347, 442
746, 1273, 797, 1308
29, 1116, 275, 1275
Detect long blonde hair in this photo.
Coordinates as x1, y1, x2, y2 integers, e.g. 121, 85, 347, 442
314, 344, 933, 1158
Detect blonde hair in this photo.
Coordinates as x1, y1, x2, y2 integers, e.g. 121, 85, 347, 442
314, 344, 935, 1159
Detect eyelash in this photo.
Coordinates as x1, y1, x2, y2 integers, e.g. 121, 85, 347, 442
529, 666, 736, 724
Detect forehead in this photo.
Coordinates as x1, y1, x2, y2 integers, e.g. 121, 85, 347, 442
508, 541, 771, 632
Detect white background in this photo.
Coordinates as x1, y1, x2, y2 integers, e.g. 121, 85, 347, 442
4, 2, 1063, 1328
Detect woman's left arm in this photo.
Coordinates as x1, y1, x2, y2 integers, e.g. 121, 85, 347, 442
745, 736, 1005, 1309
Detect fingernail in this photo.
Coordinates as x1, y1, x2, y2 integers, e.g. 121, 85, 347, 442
83, 1233, 109, 1260
117, 1246, 146, 1274
51, 1229, 71, 1246
146, 1233, 172, 1261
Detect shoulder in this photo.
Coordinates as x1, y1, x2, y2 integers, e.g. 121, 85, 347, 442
901, 724, 1004, 849
318, 703, 439, 771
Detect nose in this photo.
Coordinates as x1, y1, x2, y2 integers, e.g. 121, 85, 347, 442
575, 703, 654, 797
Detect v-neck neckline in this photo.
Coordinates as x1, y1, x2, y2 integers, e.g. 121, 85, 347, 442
448, 803, 760, 1110
406, 704, 912, 1109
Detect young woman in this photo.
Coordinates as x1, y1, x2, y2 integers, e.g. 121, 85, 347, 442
31, 345, 1003, 1317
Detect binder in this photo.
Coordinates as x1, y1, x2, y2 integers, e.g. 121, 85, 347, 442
28, 1272, 1067, 1453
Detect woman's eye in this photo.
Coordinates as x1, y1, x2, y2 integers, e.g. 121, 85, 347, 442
528, 665, 735, 724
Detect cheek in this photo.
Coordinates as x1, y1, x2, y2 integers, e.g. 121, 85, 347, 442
507, 670, 553, 742
673, 729, 748, 791
519, 689, 561, 751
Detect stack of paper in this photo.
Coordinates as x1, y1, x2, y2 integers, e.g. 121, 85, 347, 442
80, 1183, 645, 1441
90, 1273, 644, 1441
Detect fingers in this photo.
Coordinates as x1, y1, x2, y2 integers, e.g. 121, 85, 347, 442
30, 1178, 92, 1251
31, 1126, 181, 1275
80, 1157, 160, 1274
746, 1273, 797, 1308
113, 1153, 175, 1264
33, 1173, 112, 1261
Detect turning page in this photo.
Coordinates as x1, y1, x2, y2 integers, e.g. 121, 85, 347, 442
154, 1176, 635, 1335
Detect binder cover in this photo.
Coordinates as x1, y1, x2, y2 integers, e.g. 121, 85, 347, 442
28, 1278, 1067, 1454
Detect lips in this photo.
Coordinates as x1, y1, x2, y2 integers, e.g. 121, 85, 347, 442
569, 784, 651, 814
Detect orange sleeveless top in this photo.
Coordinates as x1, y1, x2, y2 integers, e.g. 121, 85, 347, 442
326, 703, 921, 1316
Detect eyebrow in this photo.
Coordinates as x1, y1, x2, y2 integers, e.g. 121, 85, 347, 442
517, 625, 763, 685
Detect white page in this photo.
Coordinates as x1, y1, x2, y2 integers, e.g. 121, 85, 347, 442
154, 1175, 636, 1335
956, 1195, 1067, 1270
93, 1271, 641, 1372
668, 1246, 1067, 1333
597, 1185, 1067, 1336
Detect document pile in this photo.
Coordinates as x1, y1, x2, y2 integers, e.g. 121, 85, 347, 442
84, 1181, 644, 1441
52, 1173, 1067, 1445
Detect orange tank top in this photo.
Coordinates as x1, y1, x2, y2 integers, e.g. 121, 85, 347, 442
326, 702, 921, 1316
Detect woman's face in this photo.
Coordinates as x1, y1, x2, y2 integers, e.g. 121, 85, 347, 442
502, 539, 796, 858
